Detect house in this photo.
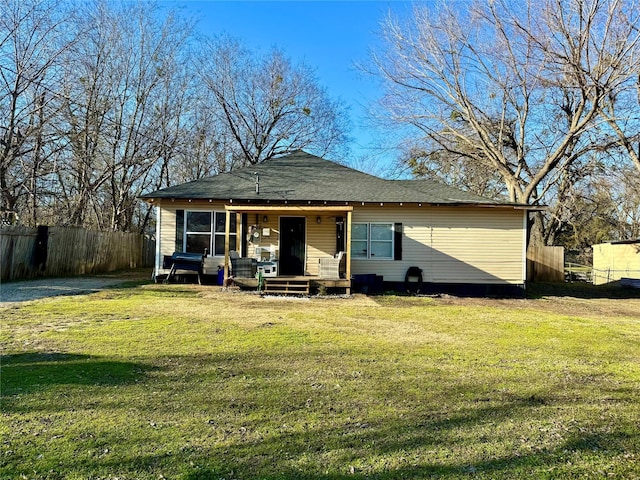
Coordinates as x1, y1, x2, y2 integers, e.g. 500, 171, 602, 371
592, 239, 640, 286
140, 150, 540, 295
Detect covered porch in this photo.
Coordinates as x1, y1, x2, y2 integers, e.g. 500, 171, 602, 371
222, 205, 353, 294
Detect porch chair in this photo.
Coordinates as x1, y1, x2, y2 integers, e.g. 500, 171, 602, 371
318, 251, 345, 279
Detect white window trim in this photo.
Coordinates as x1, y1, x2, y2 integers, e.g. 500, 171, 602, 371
351, 222, 394, 260
212, 211, 236, 257
183, 210, 236, 257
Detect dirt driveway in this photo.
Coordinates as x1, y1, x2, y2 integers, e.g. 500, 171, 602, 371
0, 270, 151, 307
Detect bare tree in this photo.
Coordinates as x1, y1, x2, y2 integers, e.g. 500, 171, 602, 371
55, 0, 194, 231
600, 75, 640, 175
197, 36, 350, 166
553, 162, 640, 263
372, 0, 640, 243
2, 1, 351, 231
402, 143, 507, 199
0, 0, 70, 225
164, 88, 240, 185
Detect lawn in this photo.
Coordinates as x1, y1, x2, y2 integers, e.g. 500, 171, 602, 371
1, 281, 639, 479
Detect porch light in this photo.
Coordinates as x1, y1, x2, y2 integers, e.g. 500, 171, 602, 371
316, 216, 321, 224
263, 215, 268, 222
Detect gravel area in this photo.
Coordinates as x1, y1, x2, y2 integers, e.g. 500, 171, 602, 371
0, 271, 149, 307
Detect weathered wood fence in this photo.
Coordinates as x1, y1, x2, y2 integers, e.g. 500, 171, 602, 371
0, 225, 155, 282
527, 245, 565, 282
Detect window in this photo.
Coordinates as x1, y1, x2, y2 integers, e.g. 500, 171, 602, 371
352, 223, 369, 258
178, 210, 236, 256
351, 223, 394, 260
175, 210, 184, 252
185, 211, 212, 254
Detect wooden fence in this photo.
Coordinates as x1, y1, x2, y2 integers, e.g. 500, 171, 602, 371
0, 225, 155, 282
526, 245, 565, 282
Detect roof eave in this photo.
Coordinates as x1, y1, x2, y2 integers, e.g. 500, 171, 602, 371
138, 194, 543, 211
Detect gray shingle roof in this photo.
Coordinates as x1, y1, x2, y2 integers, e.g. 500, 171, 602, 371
140, 150, 526, 207
392, 179, 507, 204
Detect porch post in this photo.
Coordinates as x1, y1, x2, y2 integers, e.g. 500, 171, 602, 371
345, 210, 352, 295
224, 209, 231, 284
236, 212, 242, 256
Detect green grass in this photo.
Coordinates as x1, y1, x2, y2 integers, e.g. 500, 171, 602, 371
1, 283, 639, 479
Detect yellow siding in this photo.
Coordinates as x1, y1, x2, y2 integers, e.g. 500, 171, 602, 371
254, 211, 337, 276
351, 205, 525, 284
155, 200, 526, 284
245, 211, 278, 260
159, 206, 176, 258
156, 201, 340, 276
306, 214, 338, 275
157, 204, 176, 274
156, 200, 229, 274
593, 242, 640, 285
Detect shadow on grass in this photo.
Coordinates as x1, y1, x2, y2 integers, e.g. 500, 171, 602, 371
178, 421, 635, 480
527, 282, 640, 299
174, 351, 638, 479
47, 410, 634, 480
0, 352, 152, 403
3, 351, 638, 479
85, 357, 640, 478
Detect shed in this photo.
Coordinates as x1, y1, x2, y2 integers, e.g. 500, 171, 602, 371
592, 239, 640, 285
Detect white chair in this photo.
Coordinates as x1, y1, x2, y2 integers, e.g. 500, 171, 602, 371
318, 251, 345, 279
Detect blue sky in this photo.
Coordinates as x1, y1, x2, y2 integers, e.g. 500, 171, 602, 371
164, 0, 415, 175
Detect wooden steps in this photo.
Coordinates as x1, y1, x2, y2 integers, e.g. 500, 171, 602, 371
263, 278, 310, 295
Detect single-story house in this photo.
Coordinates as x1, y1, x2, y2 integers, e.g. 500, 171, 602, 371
140, 150, 540, 295
592, 239, 640, 285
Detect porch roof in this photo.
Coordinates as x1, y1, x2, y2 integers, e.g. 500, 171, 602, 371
140, 150, 537, 209
223, 205, 353, 213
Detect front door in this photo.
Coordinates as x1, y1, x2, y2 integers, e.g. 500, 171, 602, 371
279, 217, 306, 276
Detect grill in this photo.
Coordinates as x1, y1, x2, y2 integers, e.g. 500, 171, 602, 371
162, 251, 205, 284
